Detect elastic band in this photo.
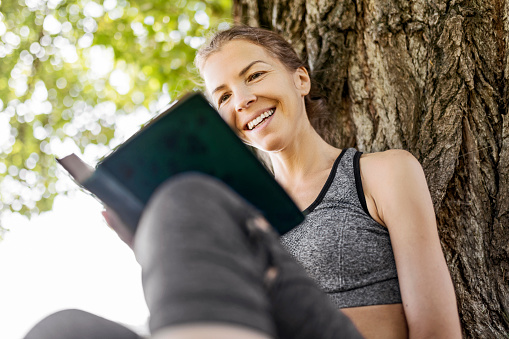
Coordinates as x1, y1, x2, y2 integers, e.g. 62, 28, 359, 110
353, 151, 371, 217
303, 148, 347, 214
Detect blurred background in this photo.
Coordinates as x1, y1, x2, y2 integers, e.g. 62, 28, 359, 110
0, 0, 231, 337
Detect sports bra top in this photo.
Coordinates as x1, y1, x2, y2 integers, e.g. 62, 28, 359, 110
280, 148, 402, 308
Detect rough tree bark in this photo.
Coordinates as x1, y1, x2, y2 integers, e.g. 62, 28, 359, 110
233, 0, 509, 337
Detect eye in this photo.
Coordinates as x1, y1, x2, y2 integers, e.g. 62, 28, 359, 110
247, 71, 265, 82
218, 93, 231, 106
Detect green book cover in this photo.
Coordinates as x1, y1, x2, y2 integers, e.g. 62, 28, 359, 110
58, 92, 304, 235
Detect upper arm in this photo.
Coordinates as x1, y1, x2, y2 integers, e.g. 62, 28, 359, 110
362, 150, 461, 338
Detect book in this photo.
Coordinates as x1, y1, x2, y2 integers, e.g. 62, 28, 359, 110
57, 92, 304, 235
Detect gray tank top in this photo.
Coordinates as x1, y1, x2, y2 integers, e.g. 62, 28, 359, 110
280, 148, 402, 308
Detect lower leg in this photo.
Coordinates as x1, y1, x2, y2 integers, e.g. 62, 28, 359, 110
136, 173, 363, 339
136, 173, 276, 338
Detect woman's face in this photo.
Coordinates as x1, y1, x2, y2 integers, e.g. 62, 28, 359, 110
201, 39, 311, 152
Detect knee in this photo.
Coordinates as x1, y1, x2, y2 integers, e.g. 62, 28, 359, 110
143, 172, 257, 225
24, 309, 82, 339
24, 309, 139, 339
135, 173, 260, 260
148, 173, 235, 210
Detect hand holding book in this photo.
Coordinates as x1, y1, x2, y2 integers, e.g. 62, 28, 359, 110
102, 208, 134, 249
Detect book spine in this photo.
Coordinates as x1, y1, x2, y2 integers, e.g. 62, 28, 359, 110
83, 167, 144, 234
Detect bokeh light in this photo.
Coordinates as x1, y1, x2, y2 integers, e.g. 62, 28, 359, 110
0, 0, 232, 223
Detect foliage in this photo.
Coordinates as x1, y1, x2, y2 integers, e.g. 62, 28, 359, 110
0, 0, 232, 233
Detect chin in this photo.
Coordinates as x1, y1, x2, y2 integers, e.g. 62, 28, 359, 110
250, 135, 287, 154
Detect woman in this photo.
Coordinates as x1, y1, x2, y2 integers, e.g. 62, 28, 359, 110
25, 25, 461, 339
194, 25, 461, 338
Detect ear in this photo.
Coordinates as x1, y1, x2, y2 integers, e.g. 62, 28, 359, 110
293, 66, 311, 96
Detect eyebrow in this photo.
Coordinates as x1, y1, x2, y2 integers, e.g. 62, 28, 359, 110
211, 60, 269, 96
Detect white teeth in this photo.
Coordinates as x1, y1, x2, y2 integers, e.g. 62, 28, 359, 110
247, 109, 274, 130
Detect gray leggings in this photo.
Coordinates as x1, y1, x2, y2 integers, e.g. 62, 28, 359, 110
25, 174, 363, 339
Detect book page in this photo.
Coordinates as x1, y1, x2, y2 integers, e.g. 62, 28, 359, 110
56, 154, 94, 184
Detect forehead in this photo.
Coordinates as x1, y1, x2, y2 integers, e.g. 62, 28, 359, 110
201, 40, 280, 93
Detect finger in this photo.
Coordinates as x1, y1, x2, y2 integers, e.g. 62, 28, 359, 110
102, 209, 135, 250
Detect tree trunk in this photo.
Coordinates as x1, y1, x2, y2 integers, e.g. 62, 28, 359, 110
233, 0, 509, 337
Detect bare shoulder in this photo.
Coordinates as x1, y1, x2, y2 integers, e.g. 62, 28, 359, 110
360, 149, 424, 182
361, 149, 420, 167
359, 149, 429, 226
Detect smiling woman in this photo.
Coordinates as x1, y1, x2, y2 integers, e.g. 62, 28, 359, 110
193, 25, 462, 339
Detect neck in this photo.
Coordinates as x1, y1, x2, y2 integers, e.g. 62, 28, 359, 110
268, 123, 340, 187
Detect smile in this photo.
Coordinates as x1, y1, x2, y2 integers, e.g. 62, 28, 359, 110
247, 108, 275, 130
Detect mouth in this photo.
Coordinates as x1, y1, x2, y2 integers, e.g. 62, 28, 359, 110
245, 108, 275, 131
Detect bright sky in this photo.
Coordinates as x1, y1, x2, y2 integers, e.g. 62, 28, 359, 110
0, 191, 150, 338
0, 98, 154, 338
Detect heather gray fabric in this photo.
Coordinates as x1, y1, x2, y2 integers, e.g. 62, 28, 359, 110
24, 309, 142, 339
137, 173, 363, 339
25, 173, 364, 339
280, 148, 402, 308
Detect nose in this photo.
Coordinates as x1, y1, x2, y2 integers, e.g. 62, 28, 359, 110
234, 88, 256, 112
